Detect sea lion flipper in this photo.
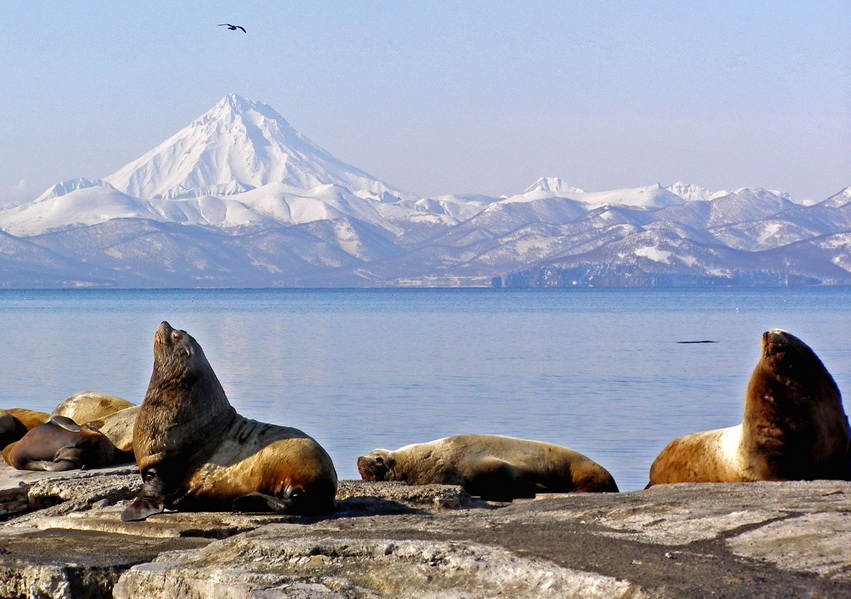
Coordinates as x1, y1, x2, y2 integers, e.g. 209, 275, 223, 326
121, 468, 168, 522
19, 459, 77, 471
232, 491, 294, 513
49, 415, 81, 432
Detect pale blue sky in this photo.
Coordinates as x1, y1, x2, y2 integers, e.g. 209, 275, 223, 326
2, 1, 848, 205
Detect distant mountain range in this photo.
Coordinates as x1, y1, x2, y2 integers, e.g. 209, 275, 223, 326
1, 94, 849, 288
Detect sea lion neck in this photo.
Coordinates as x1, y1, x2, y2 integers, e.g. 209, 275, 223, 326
141, 322, 237, 447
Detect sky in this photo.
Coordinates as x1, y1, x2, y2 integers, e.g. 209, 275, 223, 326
1, 1, 849, 206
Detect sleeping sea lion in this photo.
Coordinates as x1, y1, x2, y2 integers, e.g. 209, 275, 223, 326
0, 408, 50, 450
121, 322, 337, 521
51, 392, 135, 425
2, 415, 116, 471
648, 329, 851, 485
357, 434, 619, 501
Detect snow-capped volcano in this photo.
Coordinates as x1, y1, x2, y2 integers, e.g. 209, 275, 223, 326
105, 93, 399, 200
0, 93, 848, 288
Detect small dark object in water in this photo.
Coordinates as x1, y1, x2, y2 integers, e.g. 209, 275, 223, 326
676, 340, 718, 344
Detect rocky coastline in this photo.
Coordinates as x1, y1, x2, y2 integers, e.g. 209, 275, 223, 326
1, 463, 849, 598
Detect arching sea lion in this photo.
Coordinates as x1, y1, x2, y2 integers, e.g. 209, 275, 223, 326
357, 434, 619, 500
648, 329, 851, 485
122, 322, 337, 522
2, 415, 115, 471
51, 392, 135, 426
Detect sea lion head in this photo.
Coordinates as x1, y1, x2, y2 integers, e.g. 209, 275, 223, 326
145, 321, 231, 416
151, 322, 208, 383
750, 329, 840, 407
356, 449, 397, 481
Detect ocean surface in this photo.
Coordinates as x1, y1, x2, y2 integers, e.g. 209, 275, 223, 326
1, 288, 849, 492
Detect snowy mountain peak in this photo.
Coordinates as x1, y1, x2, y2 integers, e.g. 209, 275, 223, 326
104, 94, 399, 200
820, 186, 851, 208
522, 177, 585, 197
34, 178, 117, 204
665, 181, 726, 203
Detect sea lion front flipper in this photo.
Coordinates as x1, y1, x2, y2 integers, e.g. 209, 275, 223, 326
121, 468, 168, 521
232, 491, 295, 513
49, 415, 82, 432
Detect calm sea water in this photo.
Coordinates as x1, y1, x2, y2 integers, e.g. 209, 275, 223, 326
1, 288, 849, 491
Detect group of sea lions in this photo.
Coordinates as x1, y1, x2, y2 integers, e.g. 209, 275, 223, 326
2, 322, 849, 522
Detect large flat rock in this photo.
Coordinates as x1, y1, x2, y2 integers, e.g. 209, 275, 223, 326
0, 463, 849, 598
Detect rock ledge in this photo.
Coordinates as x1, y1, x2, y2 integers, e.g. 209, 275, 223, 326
1, 464, 849, 598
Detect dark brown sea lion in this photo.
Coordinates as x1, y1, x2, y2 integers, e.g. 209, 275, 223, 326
648, 329, 851, 485
0, 408, 50, 450
51, 392, 135, 425
121, 322, 337, 522
2, 415, 116, 471
357, 434, 619, 500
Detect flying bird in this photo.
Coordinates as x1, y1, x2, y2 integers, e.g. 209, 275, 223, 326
218, 23, 246, 33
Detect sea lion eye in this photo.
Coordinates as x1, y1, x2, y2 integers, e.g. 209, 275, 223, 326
375, 456, 384, 464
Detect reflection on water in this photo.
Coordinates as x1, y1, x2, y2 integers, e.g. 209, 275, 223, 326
1, 288, 849, 491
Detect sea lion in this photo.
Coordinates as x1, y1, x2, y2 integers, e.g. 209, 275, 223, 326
121, 322, 337, 522
2, 415, 116, 471
0, 408, 50, 450
648, 329, 851, 485
357, 434, 619, 500
85, 405, 139, 454
51, 392, 135, 425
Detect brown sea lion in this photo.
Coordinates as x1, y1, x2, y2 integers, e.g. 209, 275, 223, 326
121, 322, 338, 522
648, 329, 851, 485
2, 415, 116, 471
0, 408, 50, 450
357, 434, 619, 501
51, 392, 135, 425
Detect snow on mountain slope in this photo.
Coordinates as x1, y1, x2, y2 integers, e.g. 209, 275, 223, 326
105, 93, 403, 201
821, 186, 851, 209
0, 179, 162, 236
505, 179, 686, 210
705, 188, 796, 228
503, 178, 586, 202
575, 183, 686, 210
1, 173, 416, 237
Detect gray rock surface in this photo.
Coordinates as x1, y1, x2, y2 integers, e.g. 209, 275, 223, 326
0, 462, 849, 598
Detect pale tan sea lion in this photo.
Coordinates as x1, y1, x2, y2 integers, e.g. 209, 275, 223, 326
2, 415, 116, 471
121, 321, 338, 521
648, 329, 851, 485
85, 405, 139, 454
51, 392, 135, 425
357, 434, 619, 500
0, 408, 50, 449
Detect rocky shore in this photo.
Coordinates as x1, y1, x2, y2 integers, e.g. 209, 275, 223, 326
0, 463, 849, 598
